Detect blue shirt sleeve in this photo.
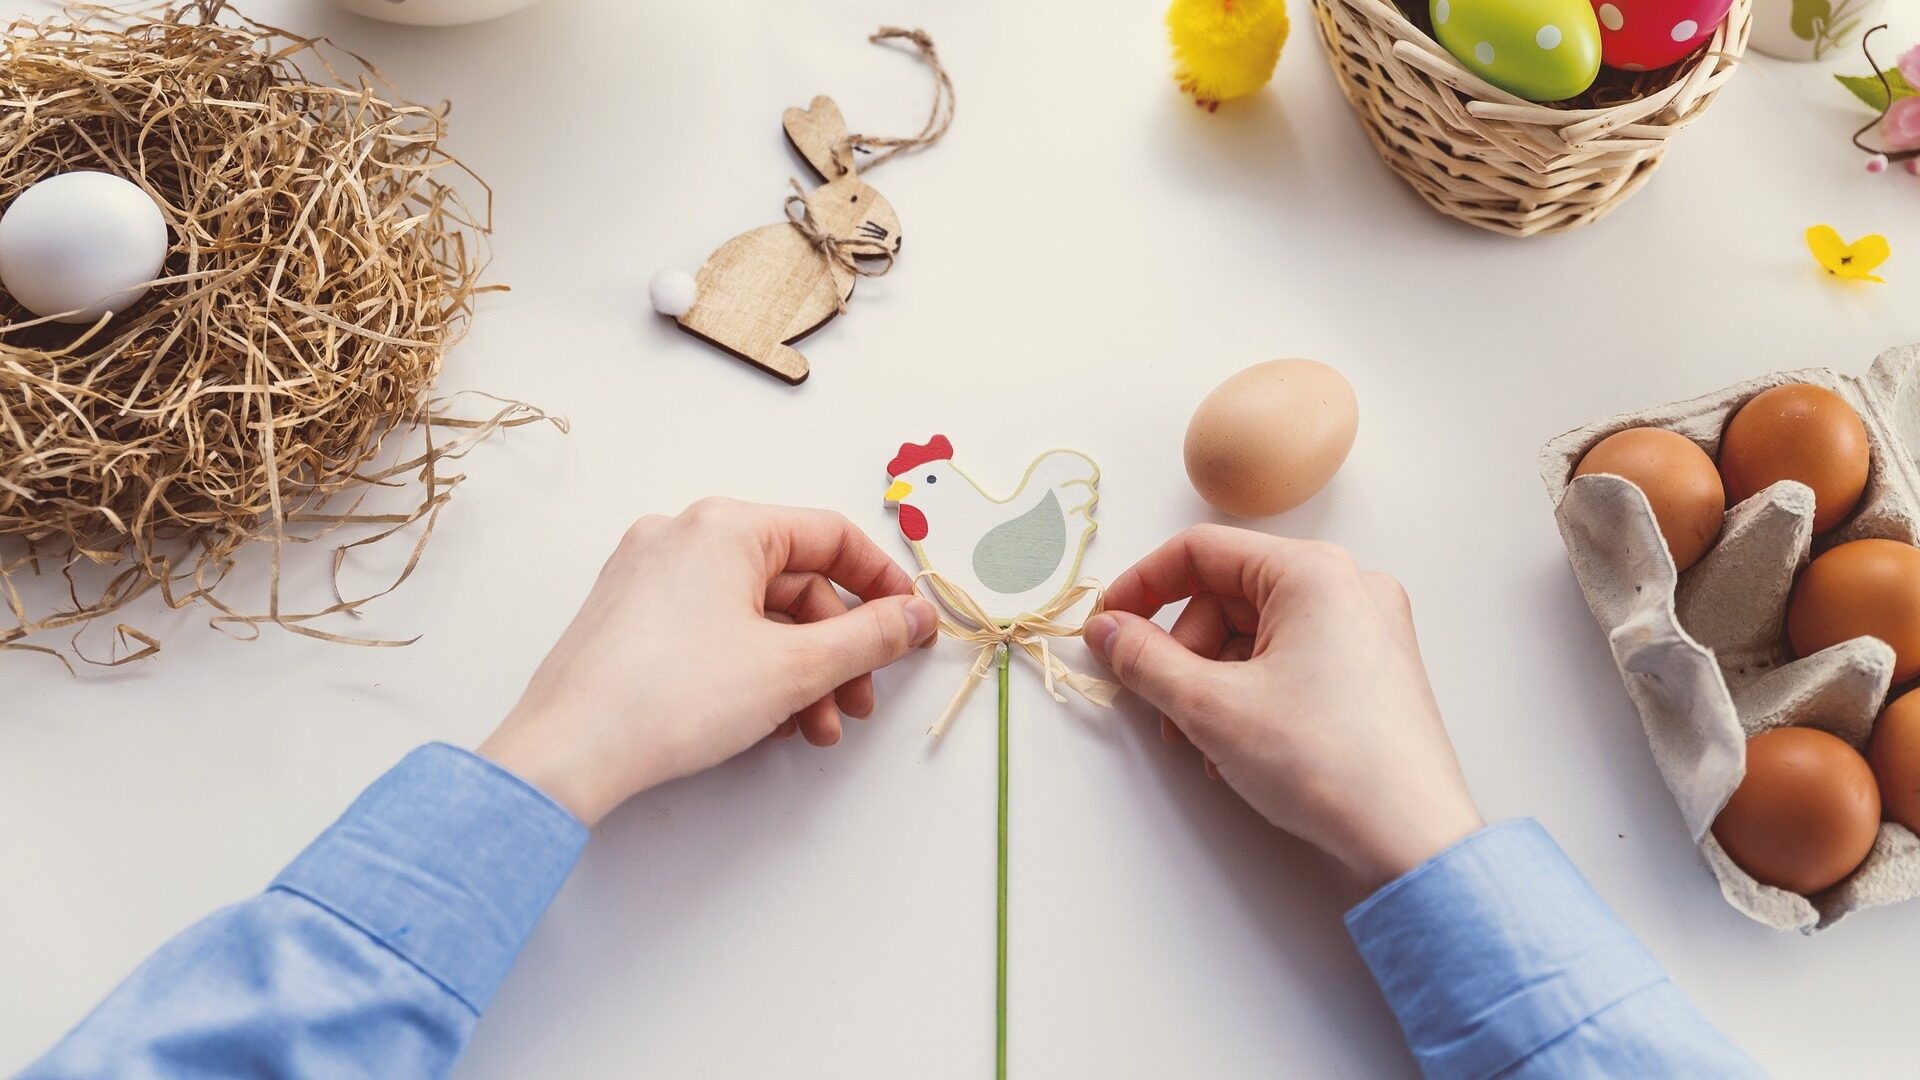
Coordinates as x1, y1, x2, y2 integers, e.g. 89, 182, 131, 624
19, 743, 587, 1080
1346, 819, 1761, 1080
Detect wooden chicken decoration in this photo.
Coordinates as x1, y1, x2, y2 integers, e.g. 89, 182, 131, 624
649, 27, 954, 385
881, 434, 1114, 1080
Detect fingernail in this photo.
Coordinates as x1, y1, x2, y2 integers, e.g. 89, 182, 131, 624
1084, 613, 1116, 661
905, 598, 937, 645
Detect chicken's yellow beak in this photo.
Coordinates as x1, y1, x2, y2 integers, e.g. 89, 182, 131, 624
884, 479, 913, 504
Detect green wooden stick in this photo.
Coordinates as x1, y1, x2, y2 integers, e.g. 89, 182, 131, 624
996, 642, 1010, 1080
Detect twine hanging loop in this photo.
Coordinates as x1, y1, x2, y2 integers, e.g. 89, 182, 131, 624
781, 26, 954, 314
833, 27, 956, 172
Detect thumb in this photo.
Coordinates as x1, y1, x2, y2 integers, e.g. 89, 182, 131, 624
1085, 611, 1218, 721
792, 595, 938, 691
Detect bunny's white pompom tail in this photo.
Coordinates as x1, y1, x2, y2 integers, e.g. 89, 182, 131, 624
649, 269, 698, 317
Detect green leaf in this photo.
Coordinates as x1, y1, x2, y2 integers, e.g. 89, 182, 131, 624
1836, 69, 1916, 113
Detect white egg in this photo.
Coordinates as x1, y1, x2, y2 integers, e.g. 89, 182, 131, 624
0, 171, 168, 324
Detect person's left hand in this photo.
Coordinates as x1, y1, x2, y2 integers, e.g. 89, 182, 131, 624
479, 499, 937, 826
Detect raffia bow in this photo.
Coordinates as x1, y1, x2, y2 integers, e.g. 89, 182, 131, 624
783, 179, 895, 313
916, 571, 1119, 738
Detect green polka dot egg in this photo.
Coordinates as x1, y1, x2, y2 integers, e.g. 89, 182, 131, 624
1430, 0, 1601, 102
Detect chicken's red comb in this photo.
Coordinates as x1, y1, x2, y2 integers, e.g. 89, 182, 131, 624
887, 435, 953, 476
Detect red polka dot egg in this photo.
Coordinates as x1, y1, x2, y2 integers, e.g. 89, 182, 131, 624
1590, 0, 1733, 71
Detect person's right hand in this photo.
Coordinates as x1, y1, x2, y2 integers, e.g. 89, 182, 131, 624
1082, 526, 1483, 891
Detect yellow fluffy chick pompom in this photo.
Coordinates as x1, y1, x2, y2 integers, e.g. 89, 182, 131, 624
1168, 0, 1289, 111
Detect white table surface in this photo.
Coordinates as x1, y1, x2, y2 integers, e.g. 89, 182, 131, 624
5, 1, 1919, 1076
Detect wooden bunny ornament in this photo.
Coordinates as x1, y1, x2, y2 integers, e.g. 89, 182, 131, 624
649, 28, 952, 385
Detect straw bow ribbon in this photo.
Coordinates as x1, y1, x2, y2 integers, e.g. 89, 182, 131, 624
917, 571, 1120, 738
783, 180, 894, 313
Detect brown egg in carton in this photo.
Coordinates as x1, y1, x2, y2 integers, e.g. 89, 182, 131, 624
1538, 343, 1920, 933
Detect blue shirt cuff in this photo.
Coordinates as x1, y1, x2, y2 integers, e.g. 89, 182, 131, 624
1345, 819, 1668, 1079
270, 743, 588, 1014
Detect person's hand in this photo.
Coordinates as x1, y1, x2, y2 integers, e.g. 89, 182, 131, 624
1082, 526, 1482, 891
479, 499, 937, 827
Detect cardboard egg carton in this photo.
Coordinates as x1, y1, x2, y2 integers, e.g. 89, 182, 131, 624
1539, 343, 1920, 933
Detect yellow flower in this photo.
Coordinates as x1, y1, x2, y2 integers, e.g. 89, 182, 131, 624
1807, 225, 1890, 283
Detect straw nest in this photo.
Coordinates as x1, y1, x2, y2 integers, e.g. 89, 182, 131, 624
0, 2, 555, 666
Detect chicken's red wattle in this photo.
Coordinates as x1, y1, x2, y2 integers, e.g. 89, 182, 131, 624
897, 504, 928, 542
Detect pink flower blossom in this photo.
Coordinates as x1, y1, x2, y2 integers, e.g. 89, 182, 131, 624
1901, 46, 1920, 90
1886, 97, 1920, 152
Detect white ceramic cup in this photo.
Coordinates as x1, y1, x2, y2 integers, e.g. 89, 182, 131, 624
328, 0, 547, 26
1748, 0, 1888, 61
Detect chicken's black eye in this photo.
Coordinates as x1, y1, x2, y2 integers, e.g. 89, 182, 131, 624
849, 194, 859, 203
925, 474, 937, 483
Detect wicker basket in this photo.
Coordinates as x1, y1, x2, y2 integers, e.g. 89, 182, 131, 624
1310, 0, 1752, 237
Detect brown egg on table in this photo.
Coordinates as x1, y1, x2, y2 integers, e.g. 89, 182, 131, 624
1573, 427, 1724, 572
1787, 538, 1920, 683
1870, 689, 1920, 834
1718, 383, 1870, 534
1184, 359, 1358, 518
1712, 726, 1881, 895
